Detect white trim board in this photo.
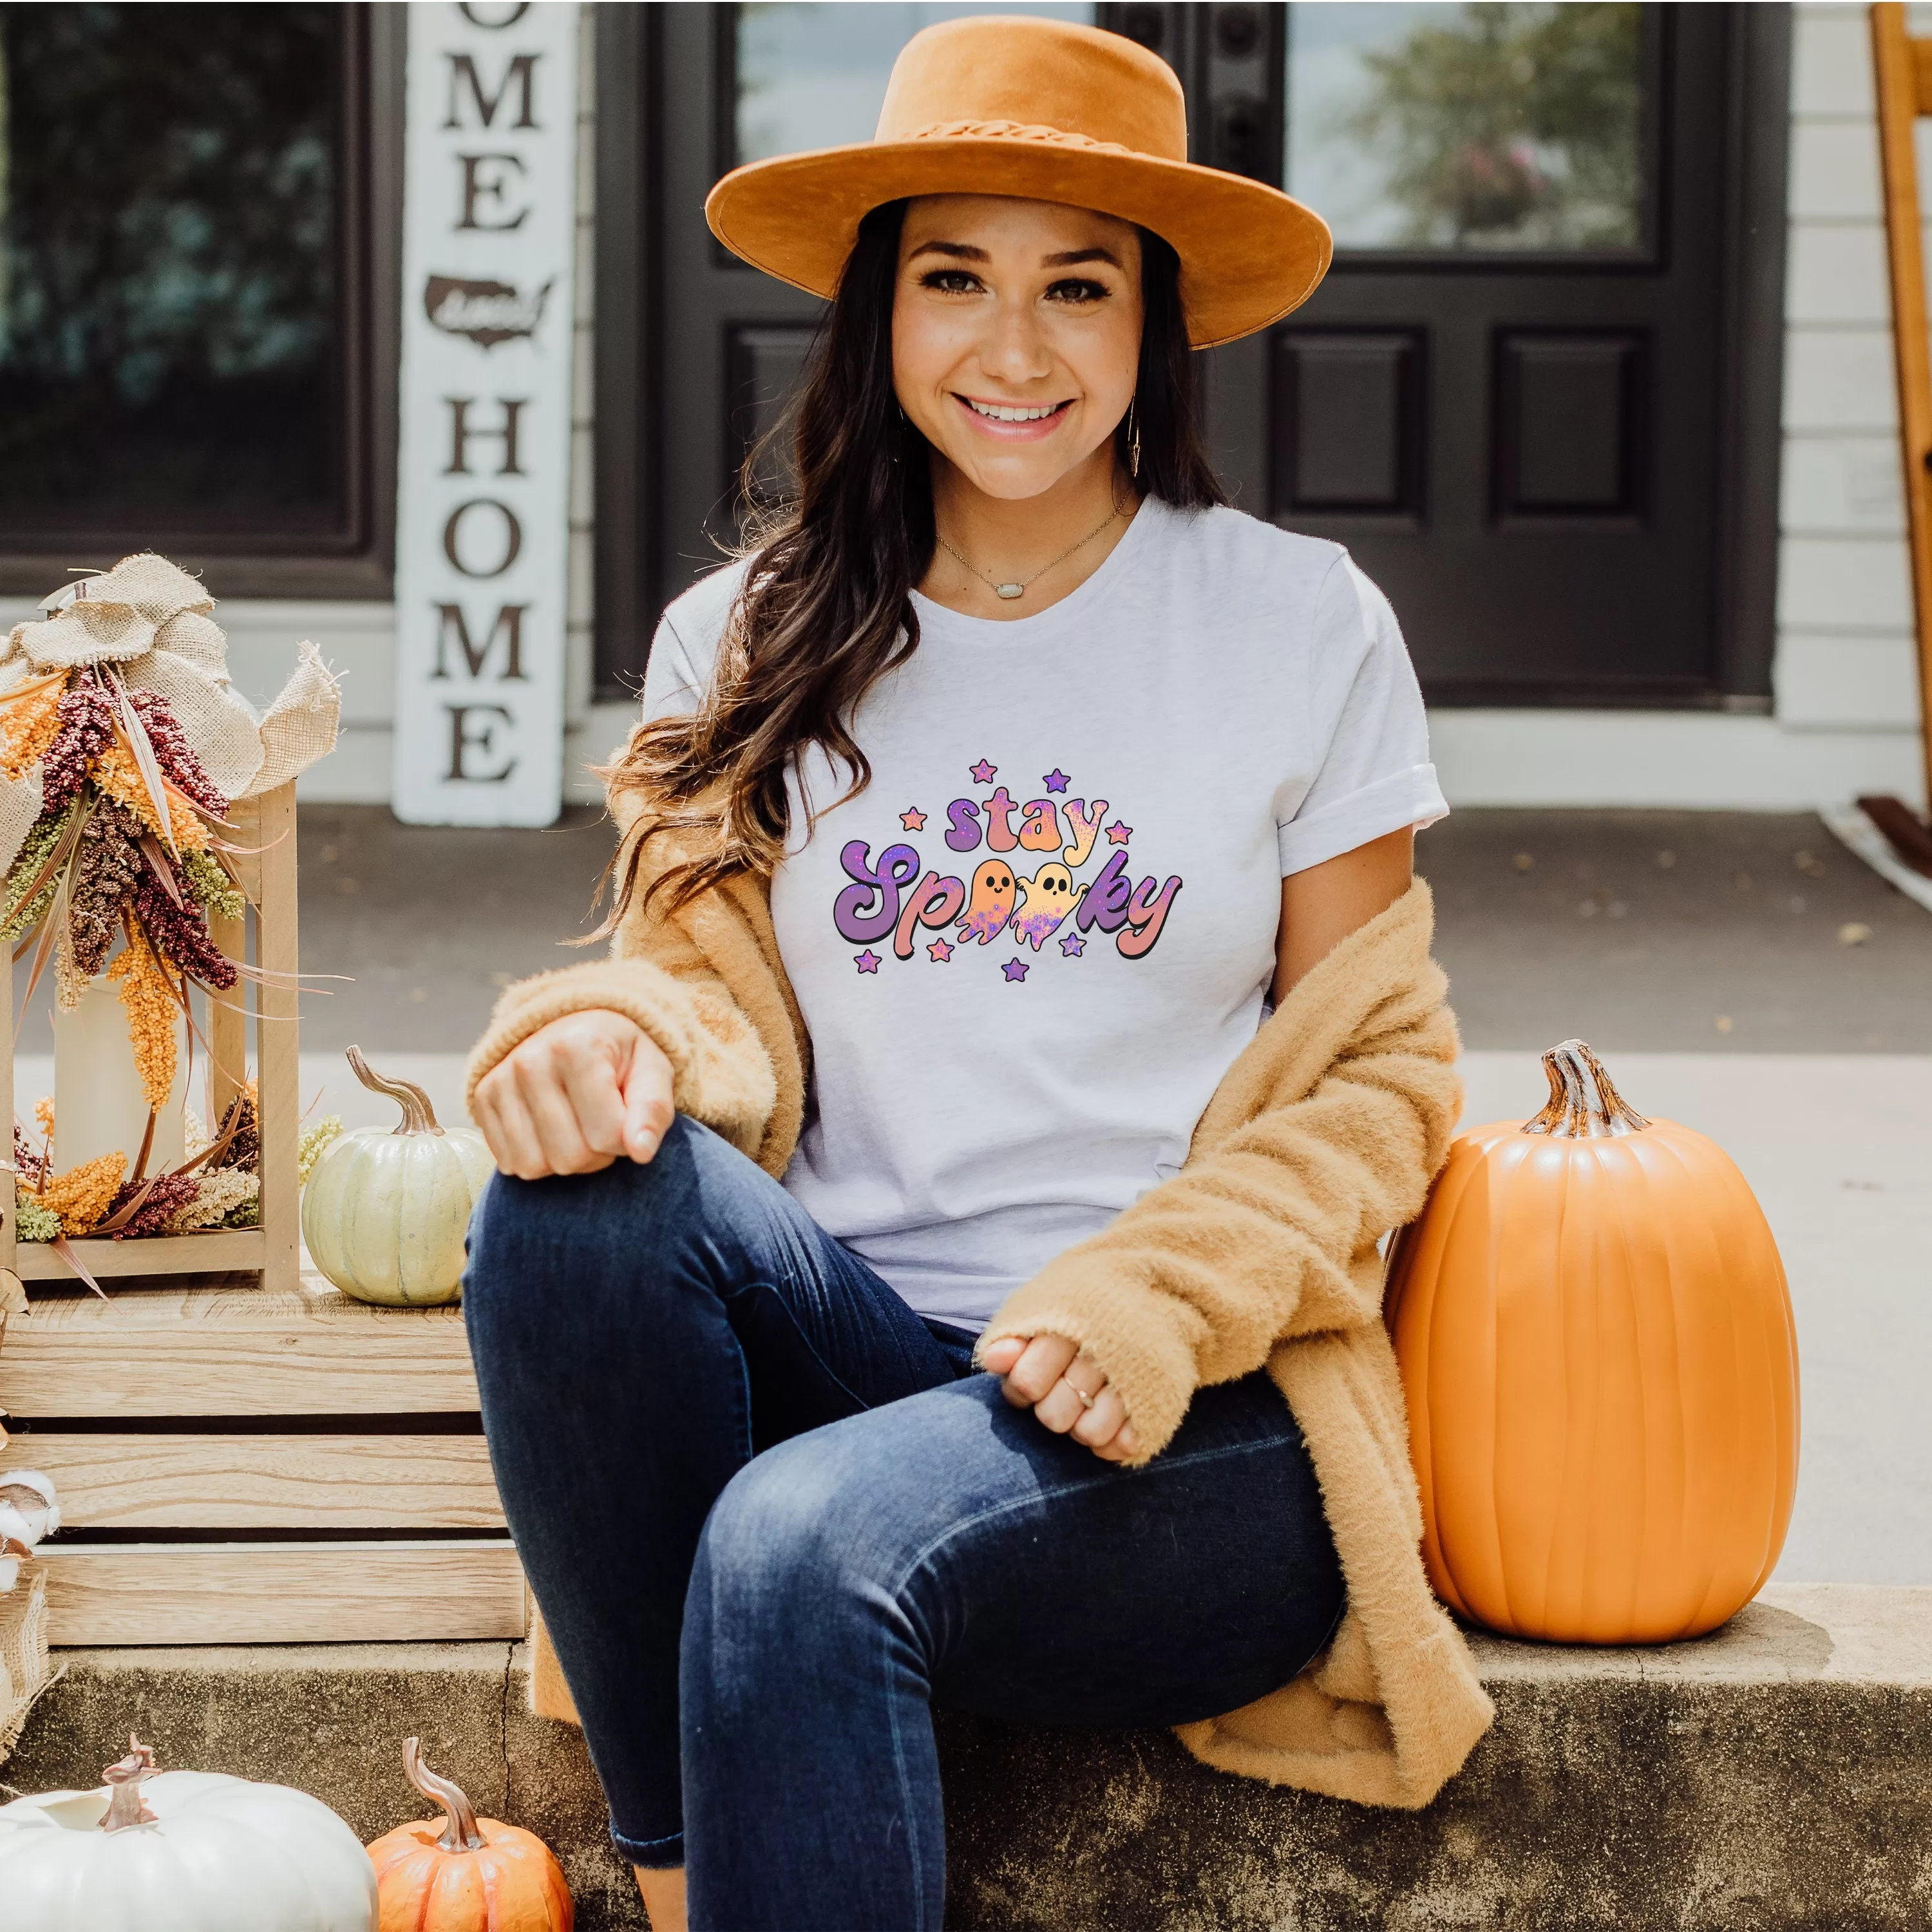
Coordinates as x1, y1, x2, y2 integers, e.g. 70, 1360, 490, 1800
1430, 710, 1926, 811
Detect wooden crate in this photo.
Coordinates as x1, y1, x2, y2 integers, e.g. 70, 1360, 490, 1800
0, 1276, 524, 1647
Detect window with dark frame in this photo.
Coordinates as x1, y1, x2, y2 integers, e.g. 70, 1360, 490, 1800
0, 1, 397, 598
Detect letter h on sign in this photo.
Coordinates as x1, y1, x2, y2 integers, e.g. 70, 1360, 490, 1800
392, 1, 578, 826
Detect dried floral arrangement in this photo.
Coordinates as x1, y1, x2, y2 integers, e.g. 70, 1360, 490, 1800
0, 554, 339, 1274
11, 1094, 262, 1245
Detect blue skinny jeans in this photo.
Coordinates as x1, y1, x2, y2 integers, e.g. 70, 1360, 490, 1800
463, 1114, 1344, 1932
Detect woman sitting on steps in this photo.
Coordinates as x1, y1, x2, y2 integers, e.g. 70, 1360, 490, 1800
462, 18, 1493, 1929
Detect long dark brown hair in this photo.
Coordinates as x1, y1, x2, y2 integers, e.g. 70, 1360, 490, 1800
600, 197, 1227, 923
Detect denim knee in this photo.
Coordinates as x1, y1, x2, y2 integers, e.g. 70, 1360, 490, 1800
466, 1112, 707, 1275
690, 1435, 888, 1637
462, 1115, 714, 1361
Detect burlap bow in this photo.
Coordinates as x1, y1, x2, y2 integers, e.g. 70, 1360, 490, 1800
0, 553, 341, 872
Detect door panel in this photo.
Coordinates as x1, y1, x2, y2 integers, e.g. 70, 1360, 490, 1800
1273, 330, 1425, 516
726, 323, 815, 507
1495, 330, 1645, 518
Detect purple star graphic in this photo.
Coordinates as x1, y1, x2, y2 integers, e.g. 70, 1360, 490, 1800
1001, 958, 1029, 983
969, 759, 997, 785
1059, 931, 1086, 957
1043, 769, 1070, 794
855, 950, 882, 974
900, 806, 927, 831
1106, 821, 1133, 844
927, 937, 954, 961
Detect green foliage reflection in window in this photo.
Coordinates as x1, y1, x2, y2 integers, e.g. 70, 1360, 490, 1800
1287, 2, 1644, 252
0, 2, 341, 534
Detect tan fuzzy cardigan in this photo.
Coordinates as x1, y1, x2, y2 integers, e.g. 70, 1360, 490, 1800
466, 802, 1495, 1810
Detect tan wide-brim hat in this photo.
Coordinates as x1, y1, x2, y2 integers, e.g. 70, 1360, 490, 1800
705, 15, 1332, 350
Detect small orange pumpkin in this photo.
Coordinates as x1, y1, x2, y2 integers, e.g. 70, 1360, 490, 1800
367, 1738, 572, 1932
1385, 1040, 1799, 1645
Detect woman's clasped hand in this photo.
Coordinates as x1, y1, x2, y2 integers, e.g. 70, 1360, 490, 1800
472, 1010, 1134, 1462
473, 1009, 676, 1179
977, 1332, 1141, 1463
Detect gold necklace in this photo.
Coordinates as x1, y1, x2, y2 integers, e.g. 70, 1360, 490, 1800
936, 493, 1126, 601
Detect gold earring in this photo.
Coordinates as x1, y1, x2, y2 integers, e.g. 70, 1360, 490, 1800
1128, 400, 1141, 480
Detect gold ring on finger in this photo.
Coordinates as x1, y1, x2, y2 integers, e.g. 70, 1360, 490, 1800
1061, 1376, 1097, 1411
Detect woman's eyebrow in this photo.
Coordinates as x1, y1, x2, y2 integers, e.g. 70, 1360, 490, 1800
905, 242, 1124, 269
907, 240, 989, 263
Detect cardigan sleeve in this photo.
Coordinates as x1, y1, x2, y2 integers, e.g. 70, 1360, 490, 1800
976, 886, 1461, 1464
464, 925, 779, 1166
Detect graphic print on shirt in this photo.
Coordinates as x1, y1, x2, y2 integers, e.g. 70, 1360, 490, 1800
830, 760, 1183, 978
956, 858, 1017, 943
1007, 861, 1084, 950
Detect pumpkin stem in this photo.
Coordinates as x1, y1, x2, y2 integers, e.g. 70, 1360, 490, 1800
347, 1046, 444, 1137
1523, 1039, 1650, 1140
100, 1734, 159, 1832
402, 1736, 485, 1852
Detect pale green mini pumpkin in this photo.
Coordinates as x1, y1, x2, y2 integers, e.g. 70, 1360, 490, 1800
301, 1047, 493, 1307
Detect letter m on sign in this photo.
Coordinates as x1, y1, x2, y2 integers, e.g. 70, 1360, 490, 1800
432, 603, 528, 680
445, 52, 539, 130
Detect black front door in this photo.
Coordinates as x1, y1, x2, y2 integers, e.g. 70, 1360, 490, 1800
1233, 5, 1760, 705
599, 4, 1783, 709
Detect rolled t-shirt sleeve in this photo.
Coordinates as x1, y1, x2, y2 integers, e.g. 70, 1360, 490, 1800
639, 616, 705, 723
1276, 554, 1448, 878
639, 560, 744, 725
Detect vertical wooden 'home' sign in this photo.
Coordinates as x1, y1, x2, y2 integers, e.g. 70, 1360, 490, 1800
392, 1, 579, 827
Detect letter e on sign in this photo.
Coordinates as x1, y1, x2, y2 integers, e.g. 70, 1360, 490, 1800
392, 1, 578, 826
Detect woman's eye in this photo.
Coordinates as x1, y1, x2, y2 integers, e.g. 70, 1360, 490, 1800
1046, 278, 1109, 305
920, 270, 981, 295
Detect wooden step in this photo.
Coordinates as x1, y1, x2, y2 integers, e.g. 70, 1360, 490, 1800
23, 1433, 505, 1531
0, 1275, 479, 1417
21, 1542, 525, 1645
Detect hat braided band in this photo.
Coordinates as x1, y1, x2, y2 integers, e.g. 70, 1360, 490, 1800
903, 119, 1135, 156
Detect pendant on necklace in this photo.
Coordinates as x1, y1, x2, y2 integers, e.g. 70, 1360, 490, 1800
995, 583, 1024, 600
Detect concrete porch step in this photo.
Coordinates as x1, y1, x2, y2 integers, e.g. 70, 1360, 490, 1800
5, 1583, 1927, 1931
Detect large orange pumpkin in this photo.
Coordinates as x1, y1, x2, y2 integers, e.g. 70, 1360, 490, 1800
1385, 1039, 1799, 1645
367, 1739, 572, 1932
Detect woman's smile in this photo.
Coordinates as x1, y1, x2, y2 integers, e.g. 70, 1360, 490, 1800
952, 393, 1076, 440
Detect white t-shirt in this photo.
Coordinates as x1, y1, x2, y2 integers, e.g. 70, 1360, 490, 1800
642, 496, 1446, 1331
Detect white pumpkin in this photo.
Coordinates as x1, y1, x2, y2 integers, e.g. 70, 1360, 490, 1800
0, 1736, 378, 1932
301, 1048, 493, 1307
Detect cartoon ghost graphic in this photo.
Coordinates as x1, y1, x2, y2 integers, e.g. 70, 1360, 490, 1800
955, 858, 1018, 944
1009, 862, 1087, 951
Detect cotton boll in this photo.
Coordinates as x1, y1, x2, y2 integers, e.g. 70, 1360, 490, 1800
0, 1472, 61, 1546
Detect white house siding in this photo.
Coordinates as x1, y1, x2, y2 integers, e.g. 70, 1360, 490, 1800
5, 5, 1927, 814
1772, 1, 1926, 776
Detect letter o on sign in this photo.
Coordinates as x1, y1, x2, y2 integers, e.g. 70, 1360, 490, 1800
443, 498, 523, 578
